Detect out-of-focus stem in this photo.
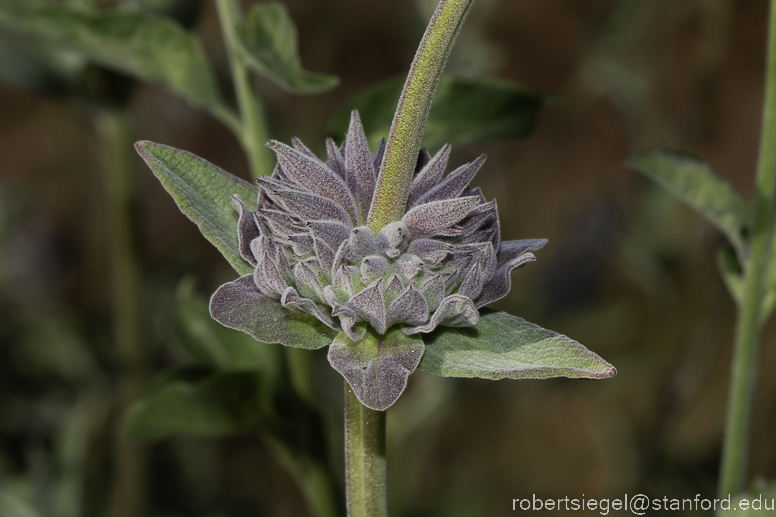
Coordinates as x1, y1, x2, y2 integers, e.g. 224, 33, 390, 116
718, 0, 776, 498
367, 0, 475, 232
216, 0, 273, 179
97, 109, 145, 517
344, 383, 387, 517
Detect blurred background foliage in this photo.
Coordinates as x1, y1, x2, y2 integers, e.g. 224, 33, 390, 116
1, 0, 775, 516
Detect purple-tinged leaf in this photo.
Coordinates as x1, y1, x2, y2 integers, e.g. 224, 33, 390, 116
209, 275, 336, 349
280, 287, 336, 328
328, 328, 424, 411
386, 286, 429, 328
497, 239, 548, 264
407, 144, 451, 207
403, 294, 479, 335
402, 196, 481, 238
414, 154, 486, 206
344, 111, 377, 223
266, 140, 358, 223
232, 195, 260, 266
475, 252, 536, 308
346, 279, 387, 334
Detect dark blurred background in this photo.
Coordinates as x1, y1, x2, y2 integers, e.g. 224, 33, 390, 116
1, 0, 776, 515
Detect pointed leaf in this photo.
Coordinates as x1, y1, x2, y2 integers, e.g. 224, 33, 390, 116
625, 147, 750, 253
210, 275, 337, 349
124, 369, 268, 440
330, 75, 547, 148
420, 311, 616, 380
0, 7, 225, 111
234, 2, 338, 93
328, 328, 424, 411
136, 141, 257, 275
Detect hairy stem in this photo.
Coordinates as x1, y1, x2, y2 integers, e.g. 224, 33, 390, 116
216, 0, 273, 179
367, 0, 475, 232
98, 109, 146, 517
344, 383, 387, 517
718, 0, 776, 497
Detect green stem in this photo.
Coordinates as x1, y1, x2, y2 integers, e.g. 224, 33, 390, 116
718, 0, 776, 497
216, 0, 273, 179
367, 0, 475, 232
344, 383, 387, 517
97, 109, 146, 517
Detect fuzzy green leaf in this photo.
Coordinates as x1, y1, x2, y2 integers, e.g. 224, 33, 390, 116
235, 2, 338, 94
135, 141, 257, 275
331, 75, 546, 148
420, 311, 616, 380
0, 7, 225, 111
328, 327, 425, 411
210, 275, 338, 350
625, 148, 750, 254
124, 369, 268, 441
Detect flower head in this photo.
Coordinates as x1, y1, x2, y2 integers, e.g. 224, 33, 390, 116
212, 111, 545, 342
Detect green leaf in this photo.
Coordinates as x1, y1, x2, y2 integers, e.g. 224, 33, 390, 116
327, 327, 424, 411
124, 369, 268, 440
330, 75, 547, 148
625, 147, 750, 254
135, 141, 257, 275
234, 2, 338, 94
0, 6, 224, 112
209, 275, 338, 350
172, 280, 282, 376
420, 311, 616, 380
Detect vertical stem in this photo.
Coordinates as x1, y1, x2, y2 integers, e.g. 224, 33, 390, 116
367, 0, 475, 232
98, 109, 146, 517
719, 0, 776, 497
345, 383, 387, 517
216, 0, 273, 179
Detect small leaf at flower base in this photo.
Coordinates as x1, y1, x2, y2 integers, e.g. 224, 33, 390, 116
135, 141, 258, 275
124, 369, 268, 441
330, 75, 547, 148
234, 2, 338, 94
0, 7, 224, 112
210, 275, 338, 350
625, 148, 750, 255
328, 328, 425, 411
420, 311, 616, 380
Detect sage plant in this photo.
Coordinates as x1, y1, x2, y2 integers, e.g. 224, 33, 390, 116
135, 0, 616, 514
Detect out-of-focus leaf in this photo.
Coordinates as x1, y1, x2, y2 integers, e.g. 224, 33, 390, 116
124, 369, 268, 440
330, 75, 547, 148
135, 141, 257, 275
172, 280, 281, 377
625, 148, 750, 254
234, 2, 338, 94
328, 328, 424, 411
209, 275, 338, 350
0, 6, 224, 111
717, 480, 776, 516
420, 311, 616, 380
